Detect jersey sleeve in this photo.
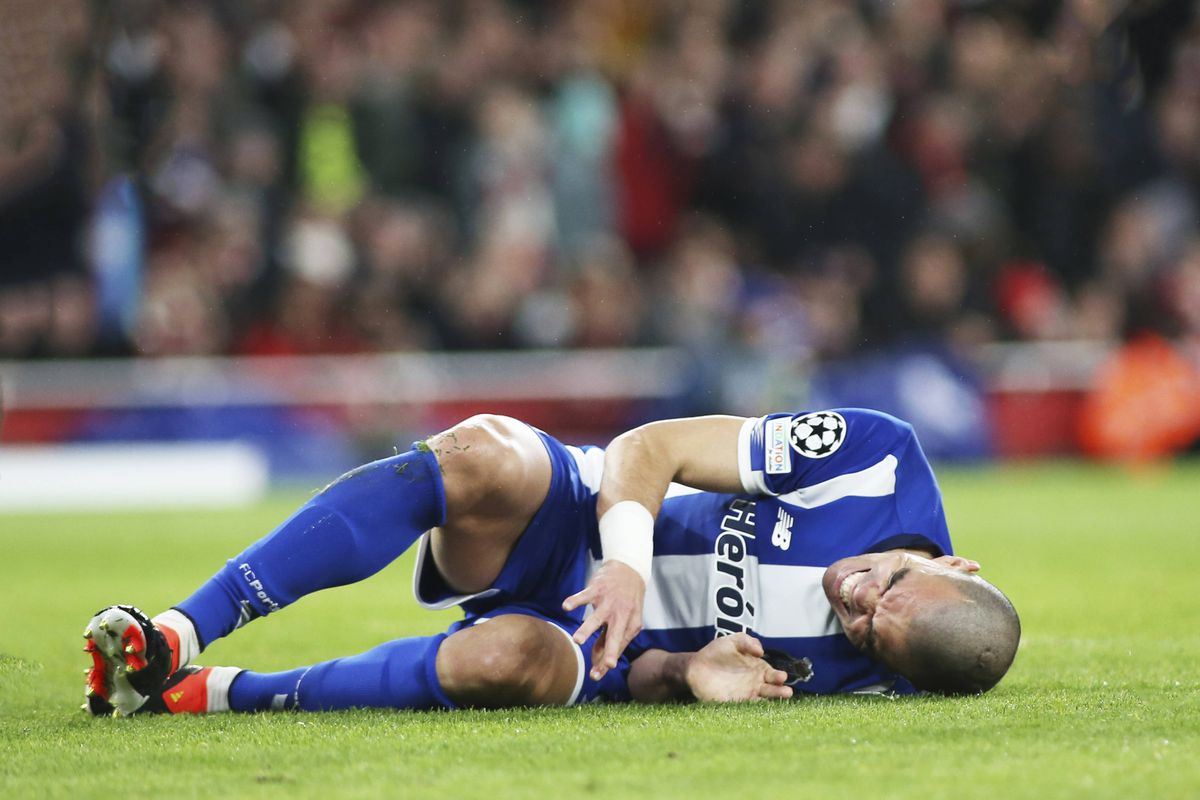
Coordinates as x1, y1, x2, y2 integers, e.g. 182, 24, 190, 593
737, 408, 952, 555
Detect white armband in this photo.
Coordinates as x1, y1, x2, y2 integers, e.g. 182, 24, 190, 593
598, 500, 654, 585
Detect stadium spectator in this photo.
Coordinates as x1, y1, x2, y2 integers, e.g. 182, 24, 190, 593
0, 0, 1196, 374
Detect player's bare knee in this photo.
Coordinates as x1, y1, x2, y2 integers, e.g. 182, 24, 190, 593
426, 416, 508, 498
436, 617, 578, 707
440, 618, 546, 695
473, 641, 541, 694
427, 415, 544, 518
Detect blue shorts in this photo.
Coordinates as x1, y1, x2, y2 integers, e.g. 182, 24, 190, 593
412, 429, 632, 703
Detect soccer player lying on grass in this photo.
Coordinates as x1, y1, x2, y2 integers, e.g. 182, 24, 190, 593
82, 409, 1020, 716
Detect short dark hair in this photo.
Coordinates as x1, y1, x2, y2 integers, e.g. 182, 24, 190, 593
901, 577, 1021, 695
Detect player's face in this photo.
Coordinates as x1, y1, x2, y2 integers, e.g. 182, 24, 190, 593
822, 551, 981, 670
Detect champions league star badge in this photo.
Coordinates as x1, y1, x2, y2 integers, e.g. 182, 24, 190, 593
789, 411, 846, 459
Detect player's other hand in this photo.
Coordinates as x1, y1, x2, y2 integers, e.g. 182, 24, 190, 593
686, 633, 793, 703
563, 560, 645, 681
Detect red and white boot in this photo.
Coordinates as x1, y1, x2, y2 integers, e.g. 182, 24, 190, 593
82, 605, 237, 716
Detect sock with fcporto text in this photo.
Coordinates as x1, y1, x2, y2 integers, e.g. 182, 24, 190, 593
174, 446, 446, 651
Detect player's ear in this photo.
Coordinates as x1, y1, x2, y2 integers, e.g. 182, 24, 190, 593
933, 555, 981, 574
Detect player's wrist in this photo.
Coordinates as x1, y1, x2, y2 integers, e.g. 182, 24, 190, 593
598, 500, 654, 585
667, 651, 699, 699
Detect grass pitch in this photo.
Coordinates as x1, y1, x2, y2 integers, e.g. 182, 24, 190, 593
3, 462, 1198, 799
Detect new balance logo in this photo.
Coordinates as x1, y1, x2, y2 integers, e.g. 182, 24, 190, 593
170, 691, 185, 703
771, 508, 793, 550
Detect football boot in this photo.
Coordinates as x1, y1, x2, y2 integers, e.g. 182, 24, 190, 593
82, 604, 176, 716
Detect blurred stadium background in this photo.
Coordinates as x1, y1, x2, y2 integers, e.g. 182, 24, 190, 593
2, 0, 1200, 510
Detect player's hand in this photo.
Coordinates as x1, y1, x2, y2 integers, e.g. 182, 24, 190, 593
562, 560, 645, 681
685, 633, 793, 702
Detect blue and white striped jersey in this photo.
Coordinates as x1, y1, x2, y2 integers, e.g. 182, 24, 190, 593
575, 408, 953, 695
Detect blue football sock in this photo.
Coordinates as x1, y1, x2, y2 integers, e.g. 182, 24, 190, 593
177, 446, 446, 649
227, 634, 454, 711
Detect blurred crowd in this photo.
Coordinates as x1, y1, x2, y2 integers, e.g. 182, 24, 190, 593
2, 0, 1199, 363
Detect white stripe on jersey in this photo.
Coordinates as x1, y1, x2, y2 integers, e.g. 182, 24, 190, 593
754, 564, 842, 638
566, 445, 606, 493
737, 417, 769, 495
642, 555, 713, 629
774, 454, 898, 509
642, 554, 843, 639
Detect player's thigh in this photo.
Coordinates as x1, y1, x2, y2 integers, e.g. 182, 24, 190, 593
436, 614, 582, 708
428, 415, 552, 592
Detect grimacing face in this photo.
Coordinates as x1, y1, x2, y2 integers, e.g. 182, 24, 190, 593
822, 551, 982, 671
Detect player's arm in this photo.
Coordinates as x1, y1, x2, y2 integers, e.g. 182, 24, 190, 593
598, 415, 747, 514
563, 416, 746, 681
627, 634, 793, 703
